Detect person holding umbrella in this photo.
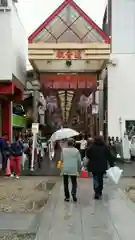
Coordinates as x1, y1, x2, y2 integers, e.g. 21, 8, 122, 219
60, 138, 81, 202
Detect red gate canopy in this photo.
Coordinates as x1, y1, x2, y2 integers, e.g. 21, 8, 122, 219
29, 0, 110, 44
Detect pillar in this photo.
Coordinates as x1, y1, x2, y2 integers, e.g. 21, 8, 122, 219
2, 100, 12, 141
98, 79, 104, 135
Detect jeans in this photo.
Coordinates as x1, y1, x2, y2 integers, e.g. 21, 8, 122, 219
63, 175, 77, 199
92, 173, 104, 195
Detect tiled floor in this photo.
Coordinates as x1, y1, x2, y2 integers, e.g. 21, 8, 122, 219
35, 178, 135, 240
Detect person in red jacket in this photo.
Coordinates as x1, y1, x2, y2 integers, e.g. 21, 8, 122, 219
10, 136, 23, 178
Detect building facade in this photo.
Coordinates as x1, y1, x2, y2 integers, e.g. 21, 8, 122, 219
103, 0, 135, 139
0, 0, 27, 140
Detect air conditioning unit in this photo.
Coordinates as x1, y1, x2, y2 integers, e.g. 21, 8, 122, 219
0, 0, 11, 10
0, 0, 8, 6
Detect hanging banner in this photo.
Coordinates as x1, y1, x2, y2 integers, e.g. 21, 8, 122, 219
40, 74, 97, 90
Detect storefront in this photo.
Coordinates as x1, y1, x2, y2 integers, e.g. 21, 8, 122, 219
12, 114, 27, 137
0, 103, 2, 137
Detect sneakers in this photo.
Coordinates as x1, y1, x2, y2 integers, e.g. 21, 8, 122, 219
94, 194, 100, 200
94, 193, 102, 200
72, 195, 77, 202
64, 196, 77, 202
64, 197, 70, 202
10, 174, 20, 179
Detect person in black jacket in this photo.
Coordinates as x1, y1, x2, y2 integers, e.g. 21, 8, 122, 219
86, 136, 114, 199
0, 133, 11, 174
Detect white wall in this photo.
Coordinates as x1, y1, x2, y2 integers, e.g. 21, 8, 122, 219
11, 3, 28, 85
0, 11, 12, 80
108, 0, 135, 138
108, 54, 135, 137
0, 1, 27, 86
112, 0, 135, 54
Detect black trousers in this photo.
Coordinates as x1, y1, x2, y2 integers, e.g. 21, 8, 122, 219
80, 149, 85, 160
28, 154, 32, 169
92, 173, 104, 195
2, 155, 8, 172
37, 153, 41, 169
63, 175, 77, 198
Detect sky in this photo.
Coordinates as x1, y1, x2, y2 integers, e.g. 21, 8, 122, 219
17, 0, 107, 37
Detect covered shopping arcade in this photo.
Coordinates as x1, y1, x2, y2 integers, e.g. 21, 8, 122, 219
28, 0, 110, 136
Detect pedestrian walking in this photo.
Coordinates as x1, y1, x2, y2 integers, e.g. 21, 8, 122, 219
61, 138, 81, 202
80, 136, 87, 160
86, 136, 114, 199
25, 139, 33, 170
0, 133, 11, 175
10, 136, 23, 179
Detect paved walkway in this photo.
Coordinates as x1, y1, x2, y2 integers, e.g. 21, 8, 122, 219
29, 151, 135, 177
36, 178, 135, 240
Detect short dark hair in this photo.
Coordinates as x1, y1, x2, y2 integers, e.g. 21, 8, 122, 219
68, 138, 74, 146
94, 136, 104, 144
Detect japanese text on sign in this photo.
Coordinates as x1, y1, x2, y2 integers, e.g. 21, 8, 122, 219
56, 50, 81, 59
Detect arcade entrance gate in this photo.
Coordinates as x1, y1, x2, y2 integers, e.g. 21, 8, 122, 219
29, 42, 110, 134
28, 0, 110, 175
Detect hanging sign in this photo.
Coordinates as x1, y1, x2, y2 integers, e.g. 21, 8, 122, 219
92, 105, 98, 115
56, 50, 81, 59
32, 123, 39, 134
40, 74, 97, 90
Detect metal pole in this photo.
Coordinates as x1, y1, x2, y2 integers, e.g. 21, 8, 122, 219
31, 90, 38, 171
33, 90, 38, 123
99, 80, 104, 136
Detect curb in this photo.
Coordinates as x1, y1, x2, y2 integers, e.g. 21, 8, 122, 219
125, 186, 135, 193
34, 181, 60, 240
0, 181, 56, 237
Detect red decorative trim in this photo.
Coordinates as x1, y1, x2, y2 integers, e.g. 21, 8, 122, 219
28, 0, 110, 43
0, 82, 23, 101
28, 0, 68, 43
0, 82, 14, 95
70, 0, 110, 43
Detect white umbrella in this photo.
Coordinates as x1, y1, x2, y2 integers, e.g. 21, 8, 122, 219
50, 128, 79, 141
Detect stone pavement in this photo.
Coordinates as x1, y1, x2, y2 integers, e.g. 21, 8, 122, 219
0, 213, 36, 233
35, 178, 135, 240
